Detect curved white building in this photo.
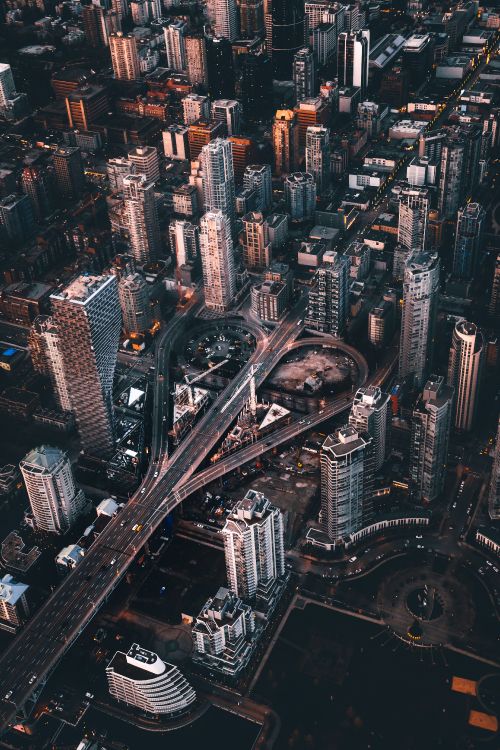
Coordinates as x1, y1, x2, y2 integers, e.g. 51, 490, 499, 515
106, 643, 196, 715
447, 320, 484, 432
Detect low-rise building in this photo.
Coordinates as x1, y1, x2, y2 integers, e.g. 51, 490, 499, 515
0, 574, 30, 632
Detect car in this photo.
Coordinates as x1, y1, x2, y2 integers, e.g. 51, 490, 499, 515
141, 488, 146, 494
132, 524, 143, 533
154, 471, 158, 478
110, 558, 116, 565
4, 691, 12, 700
349, 556, 357, 563
120, 520, 127, 527
28, 674, 37, 685
417, 544, 424, 550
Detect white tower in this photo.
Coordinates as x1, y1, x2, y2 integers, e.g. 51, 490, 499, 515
163, 19, 187, 71
199, 210, 236, 312
222, 489, 285, 601
201, 138, 236, 232
20, 446, 86, 534
398, 186, 429, 252
123, 174, 161, 264
447, 320, 484, 432
349, 386, 390, 471
399, 250, 440, 389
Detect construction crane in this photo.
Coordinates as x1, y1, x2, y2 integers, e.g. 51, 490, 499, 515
183, 359, 229, 405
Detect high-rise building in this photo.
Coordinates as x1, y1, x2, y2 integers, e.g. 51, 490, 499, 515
212, 99, 242, 136
305, 126, 330, 195
488, 417, 500, 520
438, 126, 481, 220
447, 320, 484, 432
239, 0, 264, 35
0, 193, 36, 246
272, 110, 299, 176
65, 84, 109, 131
284, 172, 316, 222
209, 0, 239, 41
206, 36, 236, 99
182, 94, 210, 126
368, 296, 396, 349
490, 252, 500, 318
192, 587, 256, 676
240, 54, 273, 124
222, 490, 285, 603
163, 19, 187, 71
243, 164, 272, 211
128, 146, 160, 184
271, 0, 306, 80
50, 275, 121, 457
28, 316, 72, 411
185, 32, 209, 87
349, 386, 391, 471
169, 219, 199, 268
118, 273, 152, 335
188, 120, 225, 160
52, 146, 85, 199
294, 96, 331, 149
337, 30, 370, 93
0, 64, 16, 111
20, 446, 86, 533
397, 186, 429, 252
82, 4, 110, 47
201, 138, 236, 231
320, 425, 373, 543
241, 211, 271, 270
399, 251, 440, 389
106, 643, 196, 715
312, 22, 336, 65
163, 125, 190, 161
401, 33, 434, 86
452, 202, 486, 281
410, 375, 453, 504
306, 250, 350, 337
199, 210, 236, 311
109, 32, 141, 81
0, 575, 30, 632
123, 174, 161, 264
293, 48, 317, 103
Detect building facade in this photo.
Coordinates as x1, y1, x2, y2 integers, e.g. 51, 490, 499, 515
447, 320, 484, 432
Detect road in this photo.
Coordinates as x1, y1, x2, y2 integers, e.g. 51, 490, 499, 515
0, 295, 307, 730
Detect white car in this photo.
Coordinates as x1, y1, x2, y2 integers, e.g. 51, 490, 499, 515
4, 691, 12, 700
110, 558, 116, 566
28, 674, 37, 685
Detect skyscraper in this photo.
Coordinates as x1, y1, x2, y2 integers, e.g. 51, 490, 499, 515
123, 174, 161, 264
109, 32, 140, 80
208, 0, 238, 41
20, 446, 86, 533
0, 64, 16, 111
163, 19, 187, 72
438, 126, 481, 220
201, 138, 236, 231
169, 219, 199, 268
284, 172, 316, 222
349, 386, 391, 471
128, 146, 160, 184
222, 490, 285, 602
52, 146, 85, 199
243, 164, 272, 211
240, 0, 264, 36
293, 48, 317, 103
182, 93, 210, 126
410, 375, 453, 504
118, 273, 152, 335
399, 251, 440, 389
488, 417, 500, 520
305, 126, 330, 195
185, 32, 209, 87
240, 54, 273, 125
337, 30, 370, 93
490, 252, 500, 318
206, 36, 236, 99
447, 320, 484, 432
272, 110, 299, 176
306, 251, 350, 337
199, 210, 236, 311
28, 316, 72, 411
211, 99, 242, 136
0, 194, 36, 246
397, 186, 429, 252
320, 426, 373, 543
241, 211, 271, 270
50, 275, 121, 457
106, 643, 196, 715
452, 202, 486, 281
271, 0, 306, 80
